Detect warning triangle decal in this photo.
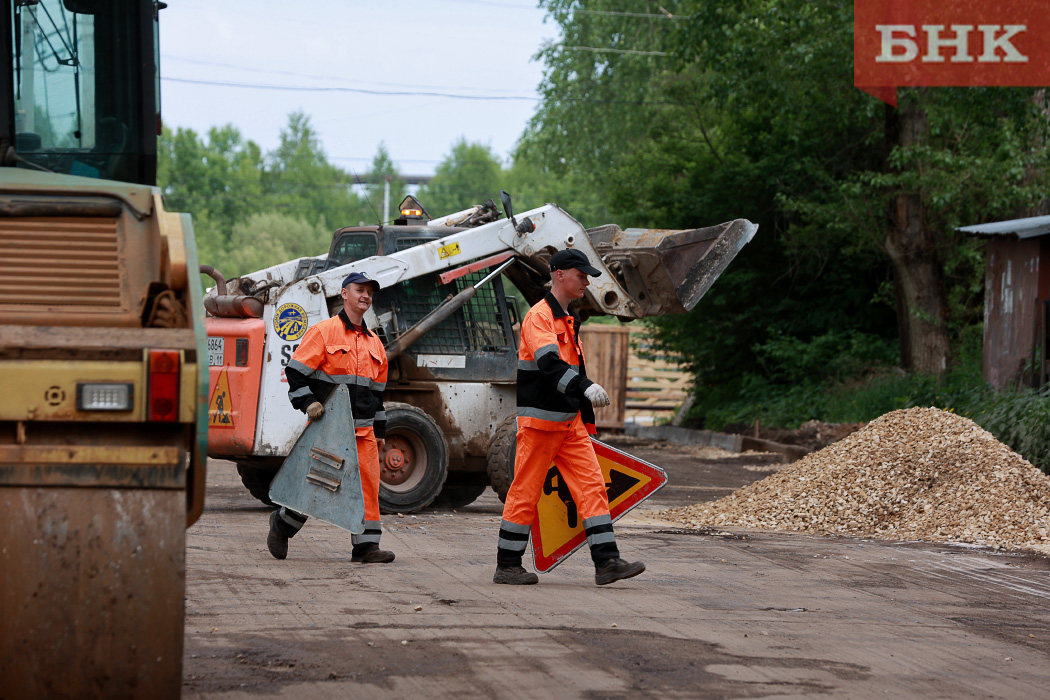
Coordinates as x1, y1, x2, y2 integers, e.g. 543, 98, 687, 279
208, 368, 236, 429
531, 438, 667, 573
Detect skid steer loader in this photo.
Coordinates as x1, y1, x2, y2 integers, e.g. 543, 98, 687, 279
204, 192, 756, 512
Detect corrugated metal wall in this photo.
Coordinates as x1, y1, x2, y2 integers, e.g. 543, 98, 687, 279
982, 237, 1050, 389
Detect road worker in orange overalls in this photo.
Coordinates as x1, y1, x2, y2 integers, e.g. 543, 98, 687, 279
494, 249, 646, 586
266, 271, 394, 564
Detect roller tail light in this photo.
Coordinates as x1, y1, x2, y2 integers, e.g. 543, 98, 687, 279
148, 349, 181, 422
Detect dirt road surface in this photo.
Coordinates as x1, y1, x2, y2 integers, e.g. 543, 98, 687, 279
184, 440, 1050, 699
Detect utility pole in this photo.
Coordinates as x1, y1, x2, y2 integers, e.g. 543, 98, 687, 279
383, 176, 390, 223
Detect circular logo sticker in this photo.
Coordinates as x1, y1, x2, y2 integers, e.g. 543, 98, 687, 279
274, 303, 308, 341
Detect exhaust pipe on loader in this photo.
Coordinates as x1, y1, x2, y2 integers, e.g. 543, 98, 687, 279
200, 265, 264, 318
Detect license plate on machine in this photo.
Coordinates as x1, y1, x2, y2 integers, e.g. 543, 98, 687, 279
207, 337, 224, 366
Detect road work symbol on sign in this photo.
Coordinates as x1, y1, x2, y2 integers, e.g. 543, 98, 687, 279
531, 438, 668, 573
208, 368, 235, 429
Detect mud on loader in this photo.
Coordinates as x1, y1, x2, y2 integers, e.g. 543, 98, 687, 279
204, 193, 756, 513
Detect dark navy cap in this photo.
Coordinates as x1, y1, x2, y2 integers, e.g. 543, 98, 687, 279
549, 248, 601, 277
342, 271, 380, 292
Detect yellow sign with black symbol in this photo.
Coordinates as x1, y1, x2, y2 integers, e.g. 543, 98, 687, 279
208, 368, 235, 429
438, 242, 461, 260
531, 438, 667, 572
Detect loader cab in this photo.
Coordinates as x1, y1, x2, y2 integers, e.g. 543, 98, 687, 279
379, 224, 520, 381
1, 0, 162, 185
307, 196, 519, 382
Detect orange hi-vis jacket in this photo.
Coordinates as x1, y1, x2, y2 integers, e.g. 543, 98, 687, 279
516, 292, 597, 434
285, 309, 388, 438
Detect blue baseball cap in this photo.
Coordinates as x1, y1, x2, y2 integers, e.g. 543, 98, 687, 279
342, 271, 380, 292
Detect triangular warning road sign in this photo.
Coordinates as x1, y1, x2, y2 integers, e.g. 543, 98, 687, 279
531, 438, 668, 573
208, 368, 235, 429
268, 385, 366, 534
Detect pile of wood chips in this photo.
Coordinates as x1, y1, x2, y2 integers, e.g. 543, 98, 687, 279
661, 407, 1050, 550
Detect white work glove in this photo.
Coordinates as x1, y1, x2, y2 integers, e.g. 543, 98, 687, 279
584, 383, 611, 408
306, 401, 325, 420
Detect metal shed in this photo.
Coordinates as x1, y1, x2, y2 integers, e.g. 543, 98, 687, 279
958, 215, 1050, 389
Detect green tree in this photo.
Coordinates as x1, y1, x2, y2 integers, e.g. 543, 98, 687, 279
671, 0, 1048, 375
223, 212, 332, 278
265, 111, 363, 227
419, 138, 503, 214
527, 0, 1050, 385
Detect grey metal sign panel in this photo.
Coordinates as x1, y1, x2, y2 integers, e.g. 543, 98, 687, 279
268, 385, 365, 534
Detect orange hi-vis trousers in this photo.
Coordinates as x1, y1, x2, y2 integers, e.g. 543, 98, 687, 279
497, 414, 620, 567
275, 429, 383, 550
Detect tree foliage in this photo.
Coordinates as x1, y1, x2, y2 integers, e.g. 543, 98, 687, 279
160, 112, 377, 278
418, 138, 503, 214
514, 0, 1050, 425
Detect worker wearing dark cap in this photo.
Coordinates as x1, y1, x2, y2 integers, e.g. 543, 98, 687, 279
266, 271, 394, 563
494, 248, 646, 585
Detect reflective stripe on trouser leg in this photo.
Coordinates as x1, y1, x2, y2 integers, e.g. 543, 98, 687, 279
352, 520, 383, 547
277, 507, 308, 537
498, 424, 567, 566
583, 514, 619, 565
352, 430, 383, 549
496, 520, 531, 567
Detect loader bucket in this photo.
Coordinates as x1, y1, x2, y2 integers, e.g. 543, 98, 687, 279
588, 219, 757, 317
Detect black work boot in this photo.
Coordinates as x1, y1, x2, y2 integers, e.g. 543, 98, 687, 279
267, 510, 288, 560
351, 544, 395, 563
595, 558, 645, 585
493, 565, 539, 585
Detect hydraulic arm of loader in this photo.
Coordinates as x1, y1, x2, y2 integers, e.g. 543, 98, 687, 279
226, 203, 757, 321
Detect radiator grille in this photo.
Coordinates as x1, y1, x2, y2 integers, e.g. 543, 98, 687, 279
0, 217, 123, 309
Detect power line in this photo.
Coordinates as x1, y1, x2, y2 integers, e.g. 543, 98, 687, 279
162, 76, 538, 101
163, 71, 695, 107
161, 54, 528, 95
574, 9, 681, 18
560, 45, 669, 56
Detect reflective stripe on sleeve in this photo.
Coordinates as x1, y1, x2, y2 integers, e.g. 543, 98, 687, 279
534, 343, 559, 360
286, 358, 316, 376
557, 366, 579, 393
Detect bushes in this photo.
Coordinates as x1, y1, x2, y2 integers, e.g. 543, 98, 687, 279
691, 356, 1050, 472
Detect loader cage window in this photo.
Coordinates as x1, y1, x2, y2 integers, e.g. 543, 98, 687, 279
330, 232, 378, 265
393, 270, 515, 356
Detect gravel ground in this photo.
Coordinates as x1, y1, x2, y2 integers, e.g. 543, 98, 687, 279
660, 407, 1050, 553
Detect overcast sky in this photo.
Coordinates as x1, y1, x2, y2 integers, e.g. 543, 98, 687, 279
159, 1, 558, 178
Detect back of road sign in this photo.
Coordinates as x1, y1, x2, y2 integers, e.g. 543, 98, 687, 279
269, 385, 366, 533
531, 438, 668, 573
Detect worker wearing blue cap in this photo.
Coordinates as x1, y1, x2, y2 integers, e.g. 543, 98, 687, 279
266, 271, 394, 563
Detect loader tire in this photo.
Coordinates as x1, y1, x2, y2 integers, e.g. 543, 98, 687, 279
431, 474, 489, 510
379, 403, 448, 513
237, 462, 276, 507
486, 415, 517, 503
